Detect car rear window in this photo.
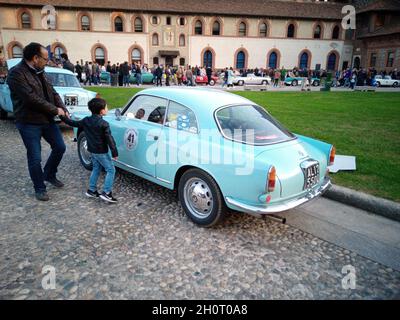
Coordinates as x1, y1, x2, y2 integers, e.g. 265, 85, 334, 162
215, 104, 295, 145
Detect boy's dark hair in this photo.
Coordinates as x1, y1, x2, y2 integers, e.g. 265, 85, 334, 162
88, 98, 107, 115
23, 42, 46, 61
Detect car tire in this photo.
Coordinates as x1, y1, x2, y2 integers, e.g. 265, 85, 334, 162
77, 132, 93, 171
313, 80, 320, 86
209, 79, 215, 86
238, 80, 244, 86
376, 82, 381, 87
178, 168, 226, 227
393, 82, 398, 87
292, 80, 298, 86
262, 80, 268, 85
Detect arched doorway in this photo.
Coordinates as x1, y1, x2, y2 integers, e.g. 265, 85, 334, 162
203, 50, 213, 68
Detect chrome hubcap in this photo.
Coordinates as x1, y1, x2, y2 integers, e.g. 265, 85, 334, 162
184, 178, 214, 219
80, 137, 92, 166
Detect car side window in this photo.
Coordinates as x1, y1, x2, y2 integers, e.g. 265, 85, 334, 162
124, 95, 168, 125
165, 101, 198, 134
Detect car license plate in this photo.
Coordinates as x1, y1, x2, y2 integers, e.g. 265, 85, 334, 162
301, 160, 320, 190
64, 95, 78, 106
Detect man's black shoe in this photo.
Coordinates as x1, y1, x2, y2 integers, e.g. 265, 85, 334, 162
35, 191, 49, 201
45, 178, 64, 188
86, 189, 100, 198
100, 192, 117, 203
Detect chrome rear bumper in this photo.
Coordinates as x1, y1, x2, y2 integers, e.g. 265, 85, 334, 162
225, 177, 332, 216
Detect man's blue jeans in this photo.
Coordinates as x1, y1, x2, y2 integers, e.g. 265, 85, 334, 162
89, 153, 115, 194
16, 122, 66, 193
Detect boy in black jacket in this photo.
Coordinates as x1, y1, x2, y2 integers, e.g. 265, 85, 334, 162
62, 98, 118, 203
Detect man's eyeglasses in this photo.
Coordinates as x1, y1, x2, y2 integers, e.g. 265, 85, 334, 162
37, 55, 49, 62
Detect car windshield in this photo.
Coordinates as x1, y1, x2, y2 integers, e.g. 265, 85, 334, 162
45, 73, 81, 88
215, 104, 295, 145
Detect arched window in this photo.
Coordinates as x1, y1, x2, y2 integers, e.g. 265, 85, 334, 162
152, 33, 159, 46
327, 52, 337, 71
239, 22, 247, 36
299, 52, 309, 69
54, 46, 64, 60
287, 23, 295, 38
236, 51, 245, 69
179, 34, 185, 46
314, 25, 322, 39
259, 23, 267, 37
180, 58, 185, 66
212, 21, 220, 35
95, 47, 105, 65
152, 16, 158, 25
21, 12, 31, 29
203, 50, 213, 68
134, 17, 143, 32
114, 16, 123, 32
12, 45, 23, 58
332, 25, 340, 39
81, 15, 90, 31
131, 48, 141, 64
195, 20, 202, 35
269, 52, 278, 69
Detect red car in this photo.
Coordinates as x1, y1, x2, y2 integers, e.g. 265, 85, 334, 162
195, 75, 219, 86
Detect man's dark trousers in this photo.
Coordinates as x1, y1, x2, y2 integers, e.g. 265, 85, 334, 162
16, 122, 66, 193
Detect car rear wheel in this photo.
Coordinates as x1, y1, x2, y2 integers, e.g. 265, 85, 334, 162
77, 132, 93, 170
178, 168, 226, 227
262, 80, 268, 85
209, 79, 215, 86
393, 82, 398, 87
376, 82, 381, 87
313, 80, 320, 86
238, 80, 244, 86
292, 80, 298, 86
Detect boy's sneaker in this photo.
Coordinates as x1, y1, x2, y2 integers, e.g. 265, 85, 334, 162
86, 189, 100, 198
100, 192, 117, 203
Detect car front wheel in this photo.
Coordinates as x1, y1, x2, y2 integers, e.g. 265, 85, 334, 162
376, 82, 381, 87
209, 79, 215, 86
178, 168, 226, 227
313, 80, 320, 86
238, 80, 244, 86
262, 80, 268, 85
393, 82, 398, 87
77, 132, 93, 170
292, 80, 298, 86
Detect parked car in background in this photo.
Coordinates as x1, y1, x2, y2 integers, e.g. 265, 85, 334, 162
374, 75, 399, 87
195, 75, 219, 86
72, 87, 335, 227
100, 71, 111, 84
284, 77, 320, 86
233, 73, 271, 86
0, 58, 97, 119
129, 72, 155, 84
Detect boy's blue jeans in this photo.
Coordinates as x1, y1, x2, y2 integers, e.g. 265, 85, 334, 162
89, 153, 115, 194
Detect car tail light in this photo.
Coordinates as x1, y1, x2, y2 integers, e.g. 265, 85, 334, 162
329, 146, 336, 166
267, 166, 276, 193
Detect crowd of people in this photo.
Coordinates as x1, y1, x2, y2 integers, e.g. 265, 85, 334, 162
1, 53, 399, 90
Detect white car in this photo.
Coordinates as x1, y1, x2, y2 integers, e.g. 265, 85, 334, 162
233, 73, 271, 86
374, 75, 399, 87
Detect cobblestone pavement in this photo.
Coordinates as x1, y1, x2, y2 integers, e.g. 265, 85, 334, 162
0, 120, 399, 300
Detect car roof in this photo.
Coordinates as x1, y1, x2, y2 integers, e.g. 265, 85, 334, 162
6, 58, 75, 75
136, 87, 253, 112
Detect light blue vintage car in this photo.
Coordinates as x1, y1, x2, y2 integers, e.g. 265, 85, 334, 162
0, 58, 97, 119
284, 77, 320, 86
72, 87, 335, 227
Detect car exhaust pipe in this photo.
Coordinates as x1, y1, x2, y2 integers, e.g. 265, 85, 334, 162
263, 214, 286, 224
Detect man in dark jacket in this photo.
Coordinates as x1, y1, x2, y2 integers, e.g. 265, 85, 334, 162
7, 42, 68, 201
60, 53, 74, 73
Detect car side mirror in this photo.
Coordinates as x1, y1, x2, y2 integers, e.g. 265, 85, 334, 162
115, 108, 122, 121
